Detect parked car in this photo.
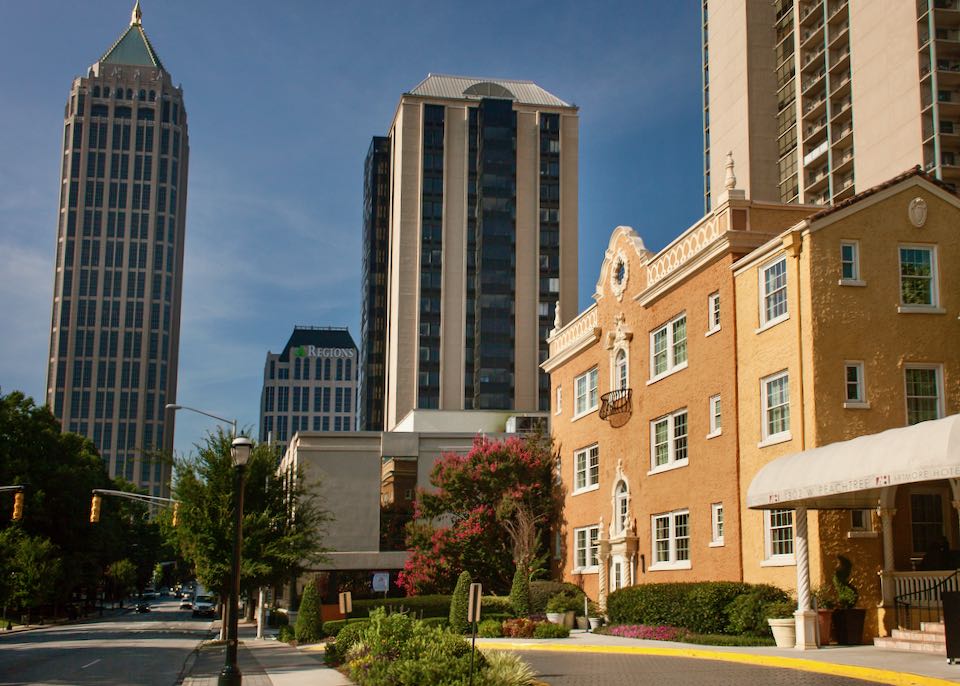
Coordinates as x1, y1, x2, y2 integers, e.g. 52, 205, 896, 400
192, 595, 216, 618
179, 598, 193, 610
135, 602, 151, 613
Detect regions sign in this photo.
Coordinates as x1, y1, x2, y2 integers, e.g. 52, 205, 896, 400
294, 345, 355, 359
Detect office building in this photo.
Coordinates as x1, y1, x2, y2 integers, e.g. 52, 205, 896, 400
702, 0, 960, 211
365, 75, 579, 430
259, 326, 358, 455
45, 3, 188, 497
359, 136, 391, 431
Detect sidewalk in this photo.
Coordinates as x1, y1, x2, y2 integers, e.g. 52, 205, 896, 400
476, 629, 960, 685
179, 622, 351, 686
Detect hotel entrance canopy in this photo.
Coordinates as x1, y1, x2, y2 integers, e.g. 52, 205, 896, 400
747, 414, 960, 511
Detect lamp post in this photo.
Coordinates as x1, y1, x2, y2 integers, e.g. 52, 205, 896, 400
165, 403, 237, 438
219, 435, 252, 686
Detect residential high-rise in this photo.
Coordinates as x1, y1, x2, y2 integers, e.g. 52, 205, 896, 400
45, 3, 188, 497
365, 75, 579, 430
702, 0, 959, 211
359, 137, 391, 431
259, 326, 358, 456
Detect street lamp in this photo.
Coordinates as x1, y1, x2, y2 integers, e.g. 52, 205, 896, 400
219, 435, 253, 686
165, 403, 238, 438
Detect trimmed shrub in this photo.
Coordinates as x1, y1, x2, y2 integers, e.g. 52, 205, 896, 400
509, 566, 532, 617
449, 570, 472, 633
419, 616, 448, 629
294, 582, 323, 644
325, 619, 370, 666
533, 621, 570, 638
484, 595, 514, 616
353, 594, 452, 619
502, 617, 537, 638
477, 618, 504, 637
321, 618, 370, 638
277, 624, 295, 643
607, 582, 789, 637
529, 580, 583, 614
725, 585, 791, 636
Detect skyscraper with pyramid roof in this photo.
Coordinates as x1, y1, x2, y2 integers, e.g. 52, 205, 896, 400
45, 2, 188, 497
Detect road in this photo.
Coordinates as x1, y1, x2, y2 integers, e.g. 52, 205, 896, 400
0, 598, 213, 686
518, 650, 891, 686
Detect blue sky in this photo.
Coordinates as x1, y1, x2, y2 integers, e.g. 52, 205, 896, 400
0, 1, 705, 456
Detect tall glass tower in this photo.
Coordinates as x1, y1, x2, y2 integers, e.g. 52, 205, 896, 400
45, 3, 188, 497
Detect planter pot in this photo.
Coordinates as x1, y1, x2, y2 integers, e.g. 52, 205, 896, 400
588, 617, 603, 630
575, 616, 588, 630
563, 610, 575, 629
832, 608, 866, 645
546, 612, 564, 625
817, 609, 834, 645
768, 618, 796, 648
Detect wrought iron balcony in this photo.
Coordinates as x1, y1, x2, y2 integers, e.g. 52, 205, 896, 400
599, 388, 632, 424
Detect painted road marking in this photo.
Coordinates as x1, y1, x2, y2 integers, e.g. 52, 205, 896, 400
81, 659, 101, 669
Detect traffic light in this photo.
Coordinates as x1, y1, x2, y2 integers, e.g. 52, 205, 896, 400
12, 491, 23, 521
171, 502, 179, 527
90, 494, 102, 523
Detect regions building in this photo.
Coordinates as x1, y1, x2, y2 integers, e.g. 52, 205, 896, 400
701, 0, 960, 211
360, 75, 579, 431
45, 3, 188, 497
259, 327, 358, 456
545, 166, 959, 645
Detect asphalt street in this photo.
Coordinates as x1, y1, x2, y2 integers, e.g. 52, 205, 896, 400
518, 650, 892, 686
0, 599, 214, 686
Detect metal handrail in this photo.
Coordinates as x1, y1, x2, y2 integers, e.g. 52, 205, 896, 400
599, 388, 632, 420
894, 568, 960, 629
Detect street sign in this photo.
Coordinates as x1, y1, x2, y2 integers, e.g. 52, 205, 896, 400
339, 591, 353, 615
467, 583, 482, 623
372, 572, 389, 593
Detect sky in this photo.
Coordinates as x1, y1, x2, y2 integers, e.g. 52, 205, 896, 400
0, 1, 706, 457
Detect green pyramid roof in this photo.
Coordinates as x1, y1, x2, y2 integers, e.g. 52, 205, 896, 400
99, 4, 164, 70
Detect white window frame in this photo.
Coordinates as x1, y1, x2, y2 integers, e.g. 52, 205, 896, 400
707, 394, 722, 438
839, 240, 864, 286
843, 361, 869, 409
614, 480, 629, 536
763, 508, 795, 566
573, 444, 599, 494
555, 386, 562, 416
848, 509, 877, 538
650, 509, 691, 570
904, 364, 944, 425
574, 367, 599, 418
573, 525, 600, 572
614, 348, 629, 391
706, 291, 721, 335
898, 244, 940, 312
759, 256, 789, 329
710, 503, 725, 547
648, 313, 688, 383
760, 371, 791, 447
649, 409, 688, 473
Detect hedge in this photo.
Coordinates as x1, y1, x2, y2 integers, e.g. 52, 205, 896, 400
606, 582, 790, 636
529, 581, 584, 614
322, 617, 370, 638
349, 593, 514, 621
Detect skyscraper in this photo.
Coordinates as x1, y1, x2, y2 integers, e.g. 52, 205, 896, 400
45, 3, 188, 497
702, 0, 958, 211
362, 75, 579, 430
259, 326, 358, 456
359, 137, 391, 431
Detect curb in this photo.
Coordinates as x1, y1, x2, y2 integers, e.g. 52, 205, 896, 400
475, 641, 956, 686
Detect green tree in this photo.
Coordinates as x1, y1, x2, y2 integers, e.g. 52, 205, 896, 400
508, 565, 531, 618
398, 434, 561, 595
294, 580, 322, 643
170, 430, 330, 610
105, 558, 137, 605
448, 570, 472, 633
9, 531, 61, 621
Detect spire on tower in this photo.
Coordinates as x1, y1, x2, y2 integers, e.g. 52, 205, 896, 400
131, 1, 142, 26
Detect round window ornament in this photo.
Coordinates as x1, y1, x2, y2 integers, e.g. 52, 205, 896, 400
908, 197, 928, 228
610, 252, 629, 301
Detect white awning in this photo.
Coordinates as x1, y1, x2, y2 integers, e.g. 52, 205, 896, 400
747, 414, 960, 510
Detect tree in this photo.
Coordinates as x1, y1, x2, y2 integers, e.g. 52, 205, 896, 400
397, 434, 561, 596
508, 565, 531, 618
105, 559, 137, 605
8, 530, 61, 622
448, 570, 472, 633
170, 430, 330, 613
295, 580, 322, 643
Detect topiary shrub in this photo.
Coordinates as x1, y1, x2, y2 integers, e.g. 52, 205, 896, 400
725, 585, 791, 636
294, 582, 323, 644
509, 566, 532, 617
325, 619, 371, 666
529, 580, 584, 614
353, 594, 452, 619
277, 624, 295, 643
449, 570, 472, 633
533, 621, 570, 638
833, 555, 858, 609
483, 597, 514, 616
477, 618, 503, 637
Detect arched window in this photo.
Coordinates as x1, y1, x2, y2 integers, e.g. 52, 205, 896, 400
126, 89, 133, 99
615, 481, 629, 535
138, 89, 146, 100
103, 87, 111, 98
149, 90, 156, 101
615, 349, 628, 390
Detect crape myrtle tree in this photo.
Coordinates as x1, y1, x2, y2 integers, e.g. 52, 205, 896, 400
170, 430, 330, 618
397, 432, 561, 595
0, 390, 159, 614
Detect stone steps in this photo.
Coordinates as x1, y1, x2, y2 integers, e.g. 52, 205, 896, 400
874, 622, 946, 655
